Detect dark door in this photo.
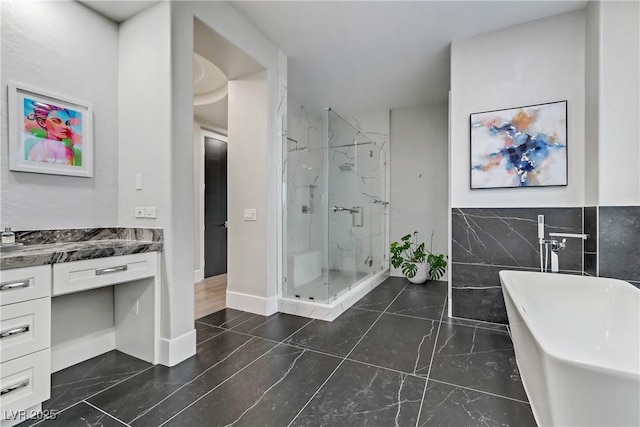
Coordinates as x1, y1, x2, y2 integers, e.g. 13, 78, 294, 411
204, 137, 227, 277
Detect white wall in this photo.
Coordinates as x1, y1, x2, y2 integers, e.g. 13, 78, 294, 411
390, 104, 448, 276
597, 1, 640, 206
584, 1, 600, 207
227, 71, 269, 299
171, 2, 285, 316
118, 3, 196, 365
1, 1, 119, 229
450, 10, 586, 208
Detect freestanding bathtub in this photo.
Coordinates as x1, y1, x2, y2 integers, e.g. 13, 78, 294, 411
499, 271, 640, 427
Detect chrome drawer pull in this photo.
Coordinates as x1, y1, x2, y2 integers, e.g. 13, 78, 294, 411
0, 325, 30, 339
0, 379, 29, 396
0, 280, 30, 292
95, 265, 128, 276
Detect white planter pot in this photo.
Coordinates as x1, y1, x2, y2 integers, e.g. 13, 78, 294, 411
407, 262, 428, 284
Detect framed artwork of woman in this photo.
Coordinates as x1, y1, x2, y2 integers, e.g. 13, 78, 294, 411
8, 83, 93, 177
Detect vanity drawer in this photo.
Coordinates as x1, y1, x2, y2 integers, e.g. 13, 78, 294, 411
0, 298, 51, 363
0, 266, 51, 307
52, 252, 157, 296
0, 349, 50, 419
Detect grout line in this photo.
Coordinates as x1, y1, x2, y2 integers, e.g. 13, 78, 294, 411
278, 318, 315, 344
128, 337, 259, 425
414, 294, 447, 426
286, 282, 410, 427
217, 311, 253, 329
158, 342, 290, 427
83, 400, 131, 426
381, 309, 446, 324
451, 261, 542, 270
195, 329, 227, 346
39, 364, 156, 423
342, 357, 428, 379
197, 314, 312, 347
24, 401, 84, 427
221, 313, 261, 331
284, 361, 345, 426
195, 319, 228, 329
451, 261, 585, 275
245, 313, 284, 334
446, 315, 506, 328
442, 322, 508, 334
427, 378, 531, 405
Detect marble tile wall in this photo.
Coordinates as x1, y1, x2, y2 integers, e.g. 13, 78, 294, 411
583, 206, 598, 276
599, 206, 640, 288
451, 207, 583, 323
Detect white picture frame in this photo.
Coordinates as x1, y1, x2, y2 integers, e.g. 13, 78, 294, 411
8, 82, 93, 177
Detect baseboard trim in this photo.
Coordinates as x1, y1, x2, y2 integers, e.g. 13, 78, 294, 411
194, 269, 204, 283
51, 328, 116, 373
158, 329, 196, 367
226, 291, 278, 316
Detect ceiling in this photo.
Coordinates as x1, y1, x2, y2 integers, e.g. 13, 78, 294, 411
78, 0, 160, 22
232, 1, 588, 115
79, 0, 588, 116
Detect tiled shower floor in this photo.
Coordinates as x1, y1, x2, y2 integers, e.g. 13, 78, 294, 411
20, 277, 537, 426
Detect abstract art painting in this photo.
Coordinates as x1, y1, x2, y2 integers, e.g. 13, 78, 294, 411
470, 101, 567, 189
8, 82, 93, 177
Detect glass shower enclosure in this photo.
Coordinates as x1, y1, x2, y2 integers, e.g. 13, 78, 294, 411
283, 108, 387, 304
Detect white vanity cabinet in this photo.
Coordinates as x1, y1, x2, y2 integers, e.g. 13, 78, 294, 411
0, 251, 161, 426
51, 252, 161, 371
0, 265, 51, 427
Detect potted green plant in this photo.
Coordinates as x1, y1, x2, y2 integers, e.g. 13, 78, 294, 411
390, 231, 447, 284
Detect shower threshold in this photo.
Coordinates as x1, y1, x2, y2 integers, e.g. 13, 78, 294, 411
279, 269, 389, 321
289, 269, 370, 304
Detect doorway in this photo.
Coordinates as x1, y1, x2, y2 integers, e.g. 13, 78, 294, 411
195, 130, 228, 319
191, 17, 269, 319
204, 134, 227, 277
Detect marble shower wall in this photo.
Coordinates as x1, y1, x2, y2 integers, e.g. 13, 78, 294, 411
327, 110, 389, 280
285, 103, 389, 300
286, 103, 325, 259
451, 207, 583, 323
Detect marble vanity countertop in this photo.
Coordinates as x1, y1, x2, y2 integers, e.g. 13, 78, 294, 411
0, 240, 163, 270
0, 228, 163, 270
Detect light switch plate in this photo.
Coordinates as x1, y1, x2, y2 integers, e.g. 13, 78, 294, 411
135, 207, 145, 218
145, 207, 157, 218
243, 208, 257, 221
135, 173, 143, 190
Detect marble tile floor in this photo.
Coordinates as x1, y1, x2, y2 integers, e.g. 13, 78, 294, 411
20, 277, 536, 427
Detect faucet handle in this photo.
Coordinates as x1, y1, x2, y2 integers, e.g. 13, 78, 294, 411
548, 232, 588, 240
550, 238, 566, 252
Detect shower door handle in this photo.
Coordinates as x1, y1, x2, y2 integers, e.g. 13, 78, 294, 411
332, 206, 358, 214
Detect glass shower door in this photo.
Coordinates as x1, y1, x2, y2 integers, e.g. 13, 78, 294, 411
355, 136, 383, 279
327, 109, 357, 299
